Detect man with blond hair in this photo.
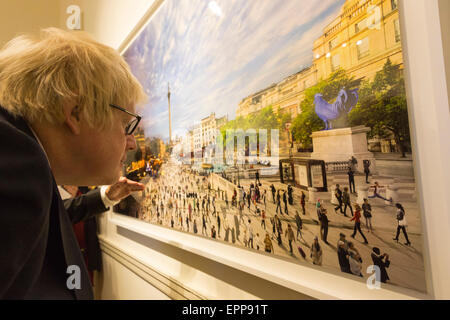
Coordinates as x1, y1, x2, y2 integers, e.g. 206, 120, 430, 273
0, 28, 147, 299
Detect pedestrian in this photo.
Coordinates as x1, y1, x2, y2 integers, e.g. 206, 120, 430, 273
193, 219, 198, 234
362, 198, 373, 232
363, 160, 371, 183
368, 181, 392, 203
270, 217, 276, 239
393, 203, 411, 246
334, 184, 344, 214
294, 211, 303, 240
276, 190, 282, 214
202, 214, 207, 236
247, 220, 254, 249
320, 208, 329, 244
270, 184, 276, 203
350, 204, 369, 244
348, 242, 363, 277
300, 191, 306, 215
217, 214, 221, 238
211, 225, 216, 239
287, 184, 294, 205
285, 224, 295, 254
264, 233, 274, 253
371, 247, 390, 283
283, 190, 289, 215
261, 209, 266, 230
347, 167, 356, 193
337, 241, 351, 274
342, 187, 353, 217
310, 236, 323, 266
263, 189, 267, 209
316, 199, 323, 225
255, 170, 261, 185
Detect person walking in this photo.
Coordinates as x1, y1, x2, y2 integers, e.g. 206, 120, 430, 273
255, 170, 261, 185
270, 184, 276, 203
363, 160, 371, 184
334, 184, 344, 214
261, 209, 266, 230
371, 247, 390, 283
300, 191, 306, 215
247, 219, 254, 249
337, 241, 351, 274
393, 203, 411, 246
362, 198, 373, 232
262, 189, 267, 209
350, 204, 369, 244
217, 213, 221, 238
202, 213, 207, 236
320, 207, 329, 244
264, 233, 274, 253
294, 211, 303, 241
276, 190, 282, 215
347, 167, 356, 193
342, 187, 353, 217
348, 242, 363, 277
283, 190, 289, 215
285, 224, 295, 254
310, 236, 323, 266
287, 185, 294, 205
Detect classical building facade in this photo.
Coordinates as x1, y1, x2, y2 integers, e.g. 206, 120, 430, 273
236, 0, 401, 121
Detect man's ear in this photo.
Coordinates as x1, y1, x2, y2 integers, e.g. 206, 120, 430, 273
62, 101, 82, 135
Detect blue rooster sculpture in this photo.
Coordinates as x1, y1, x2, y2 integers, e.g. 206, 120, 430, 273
314, 88, 359, 130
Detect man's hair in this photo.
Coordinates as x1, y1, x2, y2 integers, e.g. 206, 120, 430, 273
0, 28, 146, 128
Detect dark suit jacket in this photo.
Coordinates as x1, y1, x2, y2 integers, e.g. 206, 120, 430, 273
0, 107, 108, 300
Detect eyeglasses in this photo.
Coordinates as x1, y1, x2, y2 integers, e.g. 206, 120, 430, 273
109, 104, 142, 135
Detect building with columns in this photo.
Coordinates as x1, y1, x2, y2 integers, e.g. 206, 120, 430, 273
237, 0, 401, 123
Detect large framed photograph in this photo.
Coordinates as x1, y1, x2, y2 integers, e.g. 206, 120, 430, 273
114, 0, 427, 294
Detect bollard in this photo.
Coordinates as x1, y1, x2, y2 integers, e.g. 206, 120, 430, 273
330, 187, 339, 205
356, 185, 370, 205
308, 187, 318, 204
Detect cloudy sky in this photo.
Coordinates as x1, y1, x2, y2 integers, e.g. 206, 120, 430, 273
124, 0, 345, 141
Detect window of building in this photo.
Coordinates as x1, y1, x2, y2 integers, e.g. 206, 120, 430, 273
391, 0, 398, 11
355, 18, 367, 34
331, 54, 340, 72
357, 37, 369, 59
329, 37, 338, 50
394, 19, 401, 43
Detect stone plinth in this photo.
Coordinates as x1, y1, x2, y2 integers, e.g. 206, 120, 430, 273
310, 126, 376, 174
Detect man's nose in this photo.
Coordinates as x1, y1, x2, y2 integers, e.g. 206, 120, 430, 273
126, 135, 137, 151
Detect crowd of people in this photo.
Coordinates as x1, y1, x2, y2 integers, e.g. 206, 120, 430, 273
133, 159, 415, 286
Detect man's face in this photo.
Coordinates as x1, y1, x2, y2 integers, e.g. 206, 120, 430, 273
78, 105, 137, 185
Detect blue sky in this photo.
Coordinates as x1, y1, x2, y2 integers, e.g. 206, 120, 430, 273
124, 0, 345, 141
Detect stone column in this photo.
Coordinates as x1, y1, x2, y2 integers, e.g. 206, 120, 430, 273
308, 187, 318, 204
357, 185, 370, 205
386, 184, 399, 205
330, 187, 338, 205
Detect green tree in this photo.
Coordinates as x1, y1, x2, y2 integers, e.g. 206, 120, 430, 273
348, 59, 410, 157
291, 69, 359, 146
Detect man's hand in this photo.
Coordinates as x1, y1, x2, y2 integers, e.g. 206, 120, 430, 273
105, 177, 145, 202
